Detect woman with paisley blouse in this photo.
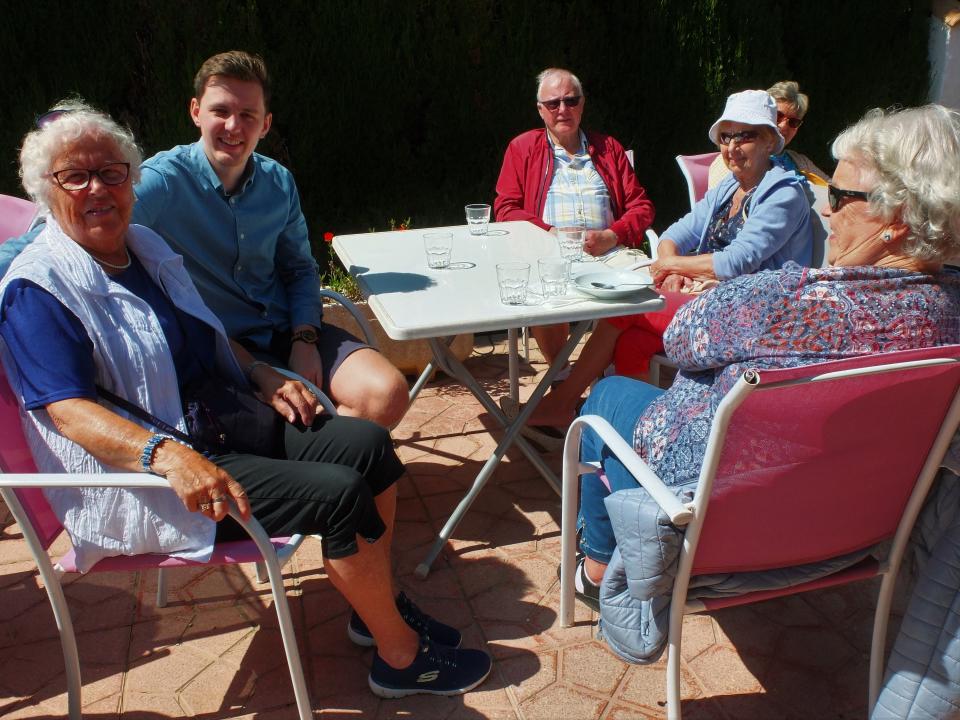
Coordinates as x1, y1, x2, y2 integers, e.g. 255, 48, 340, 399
569, 104, 960, 610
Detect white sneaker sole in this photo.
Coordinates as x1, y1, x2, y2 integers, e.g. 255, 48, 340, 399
347, 619, 376, 647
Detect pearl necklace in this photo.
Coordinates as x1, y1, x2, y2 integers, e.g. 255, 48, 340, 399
91, 247, 132, 271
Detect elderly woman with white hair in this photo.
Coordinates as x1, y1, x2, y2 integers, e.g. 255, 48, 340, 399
708, 80, 830, 187
0, 100, 492, 697
568, 104, 960, 617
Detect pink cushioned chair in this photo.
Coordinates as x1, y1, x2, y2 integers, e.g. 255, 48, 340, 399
560, 345, 960, 719
675, 152, 719, 211
0, 193, 38, 241
0, 363, 312, 719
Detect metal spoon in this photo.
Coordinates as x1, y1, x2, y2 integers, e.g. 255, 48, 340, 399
591, 281, 648, 290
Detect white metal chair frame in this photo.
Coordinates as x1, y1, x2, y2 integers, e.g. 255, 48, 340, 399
0, 476, 312, 720
559, 354, 960, 719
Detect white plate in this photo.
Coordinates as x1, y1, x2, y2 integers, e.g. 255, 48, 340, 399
572, 269, 654, 300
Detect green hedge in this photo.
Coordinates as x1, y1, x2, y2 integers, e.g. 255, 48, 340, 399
1, 0, 929, 264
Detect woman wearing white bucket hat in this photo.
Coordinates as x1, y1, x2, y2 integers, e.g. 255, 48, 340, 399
517, 90, 814, 441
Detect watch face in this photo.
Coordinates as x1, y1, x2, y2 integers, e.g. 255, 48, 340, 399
294, 329, 319, 344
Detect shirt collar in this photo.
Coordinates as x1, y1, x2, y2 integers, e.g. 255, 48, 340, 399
187, 140, 257, 197
548, 130, 589, 166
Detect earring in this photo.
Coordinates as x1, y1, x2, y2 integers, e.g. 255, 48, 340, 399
882, 232, 892, 242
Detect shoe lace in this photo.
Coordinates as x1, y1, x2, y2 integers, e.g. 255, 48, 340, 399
398, 593, 431, 633
421, 638, 458, 668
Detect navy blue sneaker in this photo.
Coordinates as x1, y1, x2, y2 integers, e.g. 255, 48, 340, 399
348, 592, 462, 648
368, 637, 492, 698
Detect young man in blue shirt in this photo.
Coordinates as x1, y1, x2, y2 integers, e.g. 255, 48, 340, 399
2, 52, 408, 428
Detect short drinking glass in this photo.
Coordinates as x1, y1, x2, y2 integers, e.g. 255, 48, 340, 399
557, 226, 585, 265
423, 232, 453, 269
497, 262, 530, 305
465, 204, 491, 235
538, 257, 568, 298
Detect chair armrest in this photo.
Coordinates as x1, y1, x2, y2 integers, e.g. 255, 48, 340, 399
645, 228, 660, 260
0, 473, 170, 489
270, 367, 338, 416
565, 415, 693, 526
319, 289, 379, 349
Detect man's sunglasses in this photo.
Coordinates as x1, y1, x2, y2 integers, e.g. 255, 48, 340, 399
537, 95, 582, 111
718, 130, 759, 146
777, 111, 804, 129
827, 184, 870, 212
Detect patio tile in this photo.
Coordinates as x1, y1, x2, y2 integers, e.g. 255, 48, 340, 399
498, 649, 557, 701
518, 683, 607, 720
561, 641, 629, 694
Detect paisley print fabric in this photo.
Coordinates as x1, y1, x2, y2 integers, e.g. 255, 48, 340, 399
632, 262, 960, 487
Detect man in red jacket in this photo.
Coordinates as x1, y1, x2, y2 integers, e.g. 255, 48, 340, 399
494, 67, 655, 365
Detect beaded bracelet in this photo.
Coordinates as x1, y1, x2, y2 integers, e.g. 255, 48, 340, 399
140, 434, 170, 473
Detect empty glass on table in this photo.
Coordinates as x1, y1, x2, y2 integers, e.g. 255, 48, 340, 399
424, 232, 453, 269
465, 204, 491, 235
496, 262, 530, 305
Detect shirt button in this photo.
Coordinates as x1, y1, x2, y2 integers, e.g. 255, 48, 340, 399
230, 198, 236, 205
260, 311, 268, 318
236, 265, 243, 272
240, 233, 245, 240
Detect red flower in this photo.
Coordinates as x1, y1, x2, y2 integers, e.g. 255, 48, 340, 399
323, 231, 334, 243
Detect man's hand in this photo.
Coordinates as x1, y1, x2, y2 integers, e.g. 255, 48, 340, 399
250, 362, 318, 426
584, 229, 619, 257
288, 339, 323, 388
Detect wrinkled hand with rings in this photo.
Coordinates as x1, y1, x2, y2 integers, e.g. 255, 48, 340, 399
153, 440, 251, 522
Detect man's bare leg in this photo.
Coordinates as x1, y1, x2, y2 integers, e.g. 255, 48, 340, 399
329, 348, 408, 427
530, 322, 570, 366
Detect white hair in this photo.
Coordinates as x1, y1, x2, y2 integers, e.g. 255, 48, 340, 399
19, 98, 142, 213
535, 68, 583, 99
832, 105, 960, 262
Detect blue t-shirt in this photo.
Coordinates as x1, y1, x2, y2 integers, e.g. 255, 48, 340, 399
0, 254, 214, 410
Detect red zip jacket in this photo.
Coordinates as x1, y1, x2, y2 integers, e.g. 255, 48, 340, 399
493, 128, 655, 247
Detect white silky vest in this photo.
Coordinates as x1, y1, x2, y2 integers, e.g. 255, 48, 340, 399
0, 220, 246, 571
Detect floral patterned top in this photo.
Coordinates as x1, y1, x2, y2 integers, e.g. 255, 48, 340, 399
702, 188, 755, 254
633, 262, 960, 487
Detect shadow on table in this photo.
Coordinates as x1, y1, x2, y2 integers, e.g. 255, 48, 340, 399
347, 267, 436, 294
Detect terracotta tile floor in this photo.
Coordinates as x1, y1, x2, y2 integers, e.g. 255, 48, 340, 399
0, 334, 897, 718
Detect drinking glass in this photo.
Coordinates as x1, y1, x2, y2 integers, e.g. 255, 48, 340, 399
465, 204, 491, 235
557, 226, 585, 266
538, 257, 568, 298
423, 232, 453, 269
496, 262, 530, 305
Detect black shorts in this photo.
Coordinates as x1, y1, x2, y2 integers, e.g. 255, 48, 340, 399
213, 414, 403, 559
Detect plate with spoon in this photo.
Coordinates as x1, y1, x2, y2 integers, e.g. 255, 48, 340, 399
572, 266, 655, 300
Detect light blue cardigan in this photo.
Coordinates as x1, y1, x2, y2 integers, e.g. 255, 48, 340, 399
662, 165, 814, 279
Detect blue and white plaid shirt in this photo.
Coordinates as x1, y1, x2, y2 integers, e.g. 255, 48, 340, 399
542, 131, 614, 231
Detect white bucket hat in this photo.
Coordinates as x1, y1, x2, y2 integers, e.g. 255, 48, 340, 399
708, 89, 785, 154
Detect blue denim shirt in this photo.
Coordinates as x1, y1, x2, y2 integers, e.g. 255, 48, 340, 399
1, 141, 323, 348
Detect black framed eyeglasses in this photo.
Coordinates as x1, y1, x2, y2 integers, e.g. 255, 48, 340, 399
776, 111, 804, 129
827, 184, 870, 212
537, 95, 582, 111
718, 130, 759, 146
48, 163, 131, 191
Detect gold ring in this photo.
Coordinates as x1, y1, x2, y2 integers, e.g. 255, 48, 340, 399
199, 502, 212, 511
212, 495, 227, 504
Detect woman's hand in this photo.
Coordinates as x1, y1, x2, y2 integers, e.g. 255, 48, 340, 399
152, 440, 251, 522
249, 363, 318, 426
152, 440, 250, 522
657, 273, 694, 293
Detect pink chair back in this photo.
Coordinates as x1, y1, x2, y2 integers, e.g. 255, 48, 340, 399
0, 366, 63, 549
0, 194, 38, 242
675, 152, 719, 210
691, 345, 960, 575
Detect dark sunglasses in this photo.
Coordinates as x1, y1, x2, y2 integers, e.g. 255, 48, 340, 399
776, 111, 804, 129
827, 184, 870, 212
718, 130, 759, 146
48, 163, 131, 191
36, 109, 73, 128
538, 95, 582, 111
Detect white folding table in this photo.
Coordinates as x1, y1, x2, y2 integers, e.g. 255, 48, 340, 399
333, 220, 665, 577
